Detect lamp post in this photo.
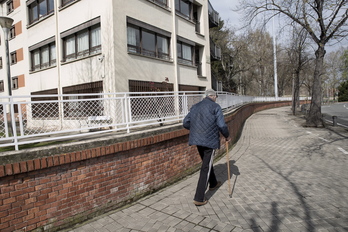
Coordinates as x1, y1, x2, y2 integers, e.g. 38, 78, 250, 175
0, 16, 14, 96
0, 16, 14, 137
272, 17, 278, 99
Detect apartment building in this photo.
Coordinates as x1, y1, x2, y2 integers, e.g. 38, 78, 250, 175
0, 0, 220, 99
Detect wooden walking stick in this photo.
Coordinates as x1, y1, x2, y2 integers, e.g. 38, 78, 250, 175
226, 141, 232, 198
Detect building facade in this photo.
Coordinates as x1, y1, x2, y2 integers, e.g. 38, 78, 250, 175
0, 0, 220, 99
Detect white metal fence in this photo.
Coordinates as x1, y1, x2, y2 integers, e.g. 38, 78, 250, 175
0, 91, 300, 150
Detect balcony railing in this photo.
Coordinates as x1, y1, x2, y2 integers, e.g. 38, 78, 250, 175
208, 1, 219, 28
210, 40, 221, 60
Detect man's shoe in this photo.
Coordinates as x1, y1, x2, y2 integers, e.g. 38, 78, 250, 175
209, 181, 222, 191
193, 199, 208, 206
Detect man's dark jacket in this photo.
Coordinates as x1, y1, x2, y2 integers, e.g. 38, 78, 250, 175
183, 97, 229, 149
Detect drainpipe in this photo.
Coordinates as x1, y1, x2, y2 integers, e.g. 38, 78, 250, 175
171, 0, 178, 92
171, 1, 181, 118
54, 0, 64, 129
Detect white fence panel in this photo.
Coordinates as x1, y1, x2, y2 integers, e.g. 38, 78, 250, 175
0, 91, 305, 150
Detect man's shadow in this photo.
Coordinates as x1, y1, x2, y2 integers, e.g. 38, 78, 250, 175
206, 160, 240, 199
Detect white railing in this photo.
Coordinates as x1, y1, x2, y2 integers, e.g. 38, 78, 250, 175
0, 91, 304, 150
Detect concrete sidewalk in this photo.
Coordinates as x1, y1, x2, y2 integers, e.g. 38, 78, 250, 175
67, 107, 348, 232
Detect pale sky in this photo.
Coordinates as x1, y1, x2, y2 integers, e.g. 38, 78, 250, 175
210, 1, 347, 52
211, 0, 243, 30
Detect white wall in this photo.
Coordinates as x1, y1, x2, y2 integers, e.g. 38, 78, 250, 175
0, 0, 214, 96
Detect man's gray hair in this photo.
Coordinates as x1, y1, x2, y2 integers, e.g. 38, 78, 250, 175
205, 89, 217, 96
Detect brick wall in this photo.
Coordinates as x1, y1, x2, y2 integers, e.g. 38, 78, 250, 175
0, 101, 297, 231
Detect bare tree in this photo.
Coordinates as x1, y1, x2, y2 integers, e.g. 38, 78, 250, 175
302, 59, 316, 97
287, 26, 311, 115
276, 48, 293, 97
239, 0, 348, 127
210, 20, 246, 92
232, 32, 256, 95
342, 49, 348, 80
323, 49, 345, 102
248, 29, 274, 96
210, 21, 251, 93
231, 29, 274, 96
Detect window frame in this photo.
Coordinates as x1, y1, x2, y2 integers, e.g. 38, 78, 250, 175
10, 51, 17, 65
193, 4, 201, 33
12, 76, 18, 90
127, 17, 171, 61
29, 38, 56, 71
146, 0, 168, 8
61, 18, 101, 62
0, 57, 2, 69
7, 0, 14, 14
27, 0, 55, 25
9, 26, 15, 39
177, 41, 194, 66
175, 0, 193, 20
0, 80, 4, 92
61, 0, 78, 8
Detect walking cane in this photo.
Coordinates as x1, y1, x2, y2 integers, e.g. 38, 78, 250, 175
226, 141, 232, 198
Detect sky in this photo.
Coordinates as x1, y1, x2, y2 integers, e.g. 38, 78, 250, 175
211, 0, 348, 53
211, 0, 243, 31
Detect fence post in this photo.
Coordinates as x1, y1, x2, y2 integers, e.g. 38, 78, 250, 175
124, 93, 131, 133
9, 97, 19, 150
17, 102, 25, 136
182, 92, 188, 116
332, 116, 337, 127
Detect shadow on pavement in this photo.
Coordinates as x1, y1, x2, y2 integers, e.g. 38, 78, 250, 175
206, 160, 240, 199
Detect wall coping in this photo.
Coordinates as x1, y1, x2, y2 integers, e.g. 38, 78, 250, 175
0, 101, 295, 177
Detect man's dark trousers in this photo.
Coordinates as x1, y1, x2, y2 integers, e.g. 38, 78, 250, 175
194, 146, 218, 202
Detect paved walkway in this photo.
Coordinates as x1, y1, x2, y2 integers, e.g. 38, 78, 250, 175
67, 107, 348, 232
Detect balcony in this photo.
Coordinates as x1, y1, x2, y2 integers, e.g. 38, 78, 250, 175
210, 40, 221, 61
208, 1, 219, 28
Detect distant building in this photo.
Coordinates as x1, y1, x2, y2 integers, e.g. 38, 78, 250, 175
0, 0, 220, 99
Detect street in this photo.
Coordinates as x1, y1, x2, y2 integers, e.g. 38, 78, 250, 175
322, 102, 348, 128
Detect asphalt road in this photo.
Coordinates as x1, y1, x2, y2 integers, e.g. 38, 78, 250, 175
322, 102, 348, 128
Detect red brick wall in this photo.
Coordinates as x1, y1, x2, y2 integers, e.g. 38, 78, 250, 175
0, 101, 296, 231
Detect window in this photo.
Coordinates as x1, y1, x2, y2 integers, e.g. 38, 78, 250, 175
177, 41, 193, 65
0, 57, 2, 69
9, 26, 15, 39
129, 80, 174, 121
30, 39, 56, 71
195, 47, 202, 76
0, 81, 4, 92
129, 80, 173, 92
62, 81, 104, 118
155, 0, 167, 5
193, 4, 201, 33
127, 18, 170, 60
175, 0, 192, 20
147, 0, 167, 7
10, 51, 17, 65
7, 0, 14, 14
28, 0, 54, 25
31, 89, 59, 118
62, 18, 101, 62
12, 76, 18, 89
61, 0, 77, 7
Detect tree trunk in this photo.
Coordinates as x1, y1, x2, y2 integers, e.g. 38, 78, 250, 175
306, 46, 325, 127
292, 71, 300, 115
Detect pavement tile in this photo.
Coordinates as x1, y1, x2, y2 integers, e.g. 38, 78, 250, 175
66, 107, 348, 232
103, 222, 123, 232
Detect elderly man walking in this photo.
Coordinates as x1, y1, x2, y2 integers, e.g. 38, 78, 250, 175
183, 89, 231, 206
